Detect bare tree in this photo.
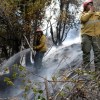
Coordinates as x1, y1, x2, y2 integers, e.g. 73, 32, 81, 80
50, 0, 80, 46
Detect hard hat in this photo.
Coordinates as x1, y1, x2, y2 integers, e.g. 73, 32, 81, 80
83, 0, 93, 8
36, 27, 42, 32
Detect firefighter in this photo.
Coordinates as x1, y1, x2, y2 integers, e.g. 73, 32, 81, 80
80, 0, 100, 71
33, 28, 47, 69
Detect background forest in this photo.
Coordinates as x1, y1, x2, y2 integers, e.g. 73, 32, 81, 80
0, 0, 99, 60
0, 0, 80, 60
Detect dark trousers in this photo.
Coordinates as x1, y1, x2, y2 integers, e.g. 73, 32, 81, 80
81, 34, 100, 71
34, 51, 45, 69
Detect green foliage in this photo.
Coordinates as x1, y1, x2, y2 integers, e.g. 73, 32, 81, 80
32, 87, 43, 94
4, 77, 14, 86
18, 65, 26, 71
2, 63, 100, 100
25, 85, 30, 92
2, 64, 46, 99
12, 72, 18, 79
37, 96, 46, 100
52, 76, 57, 81
59, 91, 65, 97
4, 67, 9, 73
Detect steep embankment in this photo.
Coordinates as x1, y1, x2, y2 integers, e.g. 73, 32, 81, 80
0, 43, 82, 99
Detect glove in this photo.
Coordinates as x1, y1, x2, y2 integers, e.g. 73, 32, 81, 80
33, 46, 37, 50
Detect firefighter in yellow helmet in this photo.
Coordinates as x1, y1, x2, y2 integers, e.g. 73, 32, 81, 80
33, 28, 47, 69
80, 0, 100, 72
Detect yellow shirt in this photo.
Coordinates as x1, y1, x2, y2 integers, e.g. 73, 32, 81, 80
80, 11, 100, 36
33, 34, 47, 52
